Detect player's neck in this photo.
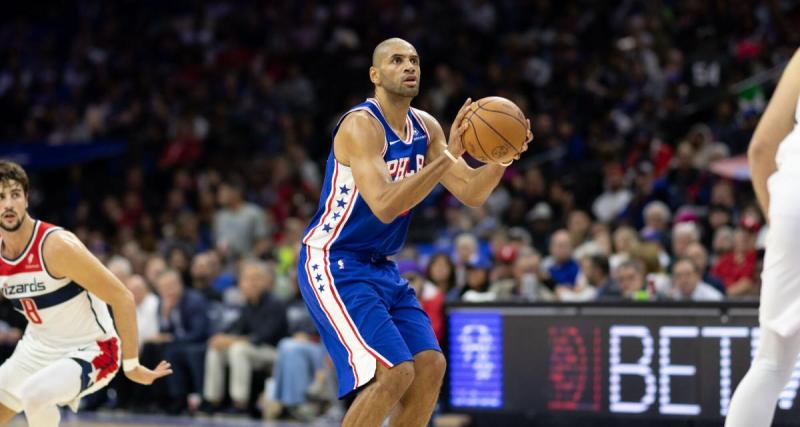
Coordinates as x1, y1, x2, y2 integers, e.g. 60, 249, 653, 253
374, 92, 412, 134
0, 215, 35, 258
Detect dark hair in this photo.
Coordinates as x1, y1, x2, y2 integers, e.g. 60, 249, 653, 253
426, 252, 455, 291
674, 257, 700, 274
588, 254, 610, 277
0, 160, 29, 194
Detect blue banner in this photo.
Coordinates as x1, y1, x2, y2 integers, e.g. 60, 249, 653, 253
0, 141, 127, 171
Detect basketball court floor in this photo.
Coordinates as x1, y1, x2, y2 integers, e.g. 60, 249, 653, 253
7, 412, 340, 426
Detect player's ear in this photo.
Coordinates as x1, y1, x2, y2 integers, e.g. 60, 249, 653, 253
369, 66, 380, 85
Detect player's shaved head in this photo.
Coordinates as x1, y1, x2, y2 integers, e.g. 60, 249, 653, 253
372, 38, 416, 66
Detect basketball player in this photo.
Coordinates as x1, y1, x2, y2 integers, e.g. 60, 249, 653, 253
298, 38, 531, 427
726, 50, 800, 426
0, 161, 172, 427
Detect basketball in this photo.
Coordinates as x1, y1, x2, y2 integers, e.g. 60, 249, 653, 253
462, 96, 528, 164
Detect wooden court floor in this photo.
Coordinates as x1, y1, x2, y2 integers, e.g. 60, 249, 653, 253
6, 412, 334, 426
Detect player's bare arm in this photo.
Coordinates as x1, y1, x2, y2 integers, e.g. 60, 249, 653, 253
337, 98, 472, 223
417, 109, 533, 207
749, 48, 800, 222
42, 230, 172, 385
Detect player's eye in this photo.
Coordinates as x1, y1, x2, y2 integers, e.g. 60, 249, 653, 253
410, 58, 418, 65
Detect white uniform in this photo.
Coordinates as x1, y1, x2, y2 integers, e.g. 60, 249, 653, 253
0, 220, 119, 412
759, 96, 800, 337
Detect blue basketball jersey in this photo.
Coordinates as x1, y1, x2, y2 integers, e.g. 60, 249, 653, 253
302, 98, 430, 256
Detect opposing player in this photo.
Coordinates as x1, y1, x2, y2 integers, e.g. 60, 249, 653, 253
726, 49, 800, 426
0, 161, 172, 427
298, 38, 531, 427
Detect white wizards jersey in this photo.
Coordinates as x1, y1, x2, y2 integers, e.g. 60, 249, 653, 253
0, 220, 116, 349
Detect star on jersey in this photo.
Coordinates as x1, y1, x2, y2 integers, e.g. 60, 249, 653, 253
318, 284, 325, 292
336, 199, 346, 208
315, 274, 322, 282
322, 223, 332, 233
312, 264, 319, 271
339, 185, 350, 195
333, 211, 341, 220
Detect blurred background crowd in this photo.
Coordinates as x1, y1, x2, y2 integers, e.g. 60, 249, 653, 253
0, 0, 798, 421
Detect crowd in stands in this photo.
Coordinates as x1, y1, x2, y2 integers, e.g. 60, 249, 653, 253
1, 0, 799, 420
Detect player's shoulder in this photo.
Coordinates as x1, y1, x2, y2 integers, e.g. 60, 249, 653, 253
410, 107, 442, 134
41, 228, 83, 256
338, 109, 384, 137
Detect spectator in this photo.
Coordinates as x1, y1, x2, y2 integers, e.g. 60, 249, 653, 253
586, 255, 618, 301
610, 226, 640, 270
671, 221, 700, 260
669, 258, 723, 301
214, 178, 269, 262
400, 260, 445, 341
541, 229, 580, 288
640, 201, 671, 247
266, 270, 329, 421
106, 255, 134, 282
203, 260, 287, 412
125, 275, 160, 345
511, 247, 553, 301
614, 260, 657, 301
453, 232, 480, 289
685, 242, 726, 295
712, 228, 758, 297
426, 252, 459, 302
461, 258, 495, 302
189, 251, 235, 302
143, 269, 209, 414
593, 164, 632, 223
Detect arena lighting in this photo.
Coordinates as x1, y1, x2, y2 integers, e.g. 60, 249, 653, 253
447, 305, 800, 422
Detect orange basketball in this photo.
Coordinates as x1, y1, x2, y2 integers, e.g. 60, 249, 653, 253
462, 96, 528, 164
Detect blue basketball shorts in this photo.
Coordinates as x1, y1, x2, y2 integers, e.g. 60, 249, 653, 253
297, 245, 441, 398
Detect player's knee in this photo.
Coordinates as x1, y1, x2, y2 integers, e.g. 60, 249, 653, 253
415, 351, 446, 385
379, 361, 415, 399
228, 341, 249, 356
18, 385, 47, 413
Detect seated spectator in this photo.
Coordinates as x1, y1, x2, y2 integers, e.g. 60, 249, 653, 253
610, 226, 639, 270
107, 254, 134, 282
107, 274, 160, 410
632, 242, 671, 295
400, 260, 445, 340
511, 247, 553, 301
141, 269, 209, 413
669, 258, 724, 301
541, 229, 580, 288
614, 260, 660, 301
265, 270, 330, 421
592, 163, 632, 223
453, 232, 480, 289
586, 254, 618, 300
461, 258, 496, 302
126, 274, 160, 345
671, 221, 700, 260
190, 250, 235, 302
685, 242, 726, 295
144, 254, 168, 287
712, 228, 757, 297
214, 178, 270, 263
426, 253, 459, 302
640, 201, 671, 248
203, 260, 288, 412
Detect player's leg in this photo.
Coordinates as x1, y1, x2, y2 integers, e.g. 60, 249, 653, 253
725, 327, 800, 427
298, 249, 415, 427
0, 403, 16, 425
727, 171, 800, 426
388, 285, 445, 427
18, 358, 83, 427
342, 361, 415, 427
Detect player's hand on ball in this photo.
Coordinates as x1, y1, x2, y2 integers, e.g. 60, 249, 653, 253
126, 360, 173, 385
447, 98, 473, 158
513, 118, 534, 161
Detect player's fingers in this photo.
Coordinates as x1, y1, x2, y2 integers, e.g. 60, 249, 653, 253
454, 98, 472, 124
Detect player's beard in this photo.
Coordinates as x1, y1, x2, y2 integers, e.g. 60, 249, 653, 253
0, 212, 23, 232
387, 78, 419, 98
